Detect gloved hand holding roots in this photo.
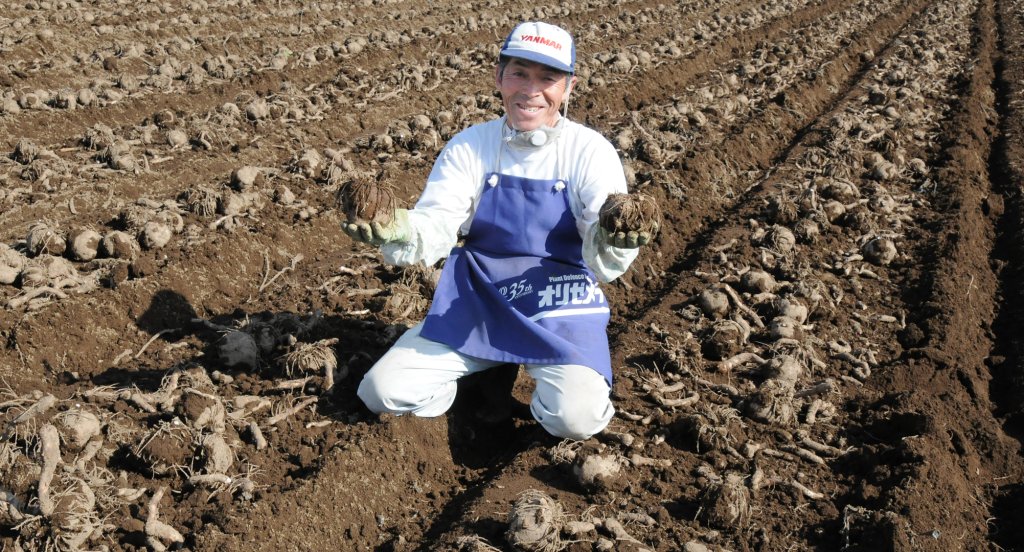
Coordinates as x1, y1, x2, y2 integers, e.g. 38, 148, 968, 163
338, 171, 411, 246
598, 192, 662, 248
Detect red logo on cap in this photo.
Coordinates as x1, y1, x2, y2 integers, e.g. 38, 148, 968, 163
520, 34, 562, 50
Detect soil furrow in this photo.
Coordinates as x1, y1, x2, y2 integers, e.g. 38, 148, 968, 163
976, 0, 1024, 546
606, 0, 930, 331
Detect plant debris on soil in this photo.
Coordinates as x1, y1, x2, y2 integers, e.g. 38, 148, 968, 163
3, 0, 1024, 550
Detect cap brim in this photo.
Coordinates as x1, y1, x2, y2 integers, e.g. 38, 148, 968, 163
502, 48, 573, 74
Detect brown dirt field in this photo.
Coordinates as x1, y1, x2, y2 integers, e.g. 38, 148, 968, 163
3, 0, 1024, 550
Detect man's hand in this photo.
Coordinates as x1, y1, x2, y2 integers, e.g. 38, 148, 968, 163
597, 192, 661, 249
599, 225, 656, 249
343, 208, 411, 246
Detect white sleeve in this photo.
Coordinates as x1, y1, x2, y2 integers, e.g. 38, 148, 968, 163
381, 133, 482, 267
571, 133, 640, 283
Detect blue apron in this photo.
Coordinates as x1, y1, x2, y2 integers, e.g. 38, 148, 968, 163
420, 164, 613, 385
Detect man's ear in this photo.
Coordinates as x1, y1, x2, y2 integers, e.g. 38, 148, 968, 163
564, 75, 577, 101
495, 64, 503, 87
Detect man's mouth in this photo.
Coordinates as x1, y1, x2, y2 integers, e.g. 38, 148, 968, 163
516, 104, 542, 113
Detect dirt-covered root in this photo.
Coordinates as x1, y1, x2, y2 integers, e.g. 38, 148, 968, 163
336, 169, 399, 224
25, 222, 67, 257
145, 487, 185, 552
279, 337, 341, 381
598, 192, 663, 235
505, 489, 565, 552
0, 244, 27, 285
699, 473, 753, 530
571, 451, 625, 491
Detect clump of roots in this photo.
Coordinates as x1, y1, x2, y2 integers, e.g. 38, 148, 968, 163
368, 283, 429, 321
280, 338, 340, 378
337, 169, 398, 224
700, 473, 752, 529
506, 489, 565, 552
598, 192, 663, 234
179, 186, 220, 217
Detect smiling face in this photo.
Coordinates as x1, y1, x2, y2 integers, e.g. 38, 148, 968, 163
496, 58, 576, 132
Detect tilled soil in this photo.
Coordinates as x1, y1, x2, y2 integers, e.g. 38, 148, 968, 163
2, 0, 1024, 550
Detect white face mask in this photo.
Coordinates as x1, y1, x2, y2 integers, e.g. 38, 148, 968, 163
504, 118, 563, 148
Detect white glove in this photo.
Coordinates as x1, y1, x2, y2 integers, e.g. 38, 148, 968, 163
343, 208, 411, 247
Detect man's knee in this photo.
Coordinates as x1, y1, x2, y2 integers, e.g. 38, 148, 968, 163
357, 365, 458, 417
532, 392, 613, 440
356, 369, 390, 413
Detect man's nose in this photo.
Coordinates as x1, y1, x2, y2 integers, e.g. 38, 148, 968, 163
521, 78, 545, 95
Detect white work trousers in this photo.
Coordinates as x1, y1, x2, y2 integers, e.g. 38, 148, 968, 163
357, 322, 614, 440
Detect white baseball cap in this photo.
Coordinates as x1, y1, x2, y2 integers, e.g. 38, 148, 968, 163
499, 21, 575, 74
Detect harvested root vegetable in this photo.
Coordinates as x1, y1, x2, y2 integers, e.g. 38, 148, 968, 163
49, 477, 101, 550
77, 89, 96, 107
369, 284, 430, 321
598, 192, 662, 235
133, 423, 193, 476
822, 200, 846, 222
572, 452, 623, 490
217, 330, 260, 370
506, 489, 564, 552
0, 243, 26, 284
119, 201, 185, 234
83, 123, 116, 150
145, 487, 185, 552
36, 423, 61, 516
217, 190, 262, 216
201, 433, 234, 474
766, 195, 799, 224
178, 390, 226, 433
166, 129, 188, 148
1, 488, 26, 525
767, 316, 802, 341
103, 142, 137, 171
687, 404, 743, 452
68, 227, 102, 262
273, 185, 296, 205
101, 230, 140, 260
700, 473, 752, 529
770, 295, 808, 324
763, 355, 803, 384
54, 408, 102, 452
337, 171, 399, 224
863, 237, 897, 265
696, 289, 730, 319
290, 149, 323, 179
745, 379, 797, 426
281, 338, 342, 390
180, 186, 219, 216
139, 221, 173, 250
820, 178, 860, 202
26, 222, 67, 257
230, 166, 263, 191
764, 225, 796, 253
703, 319, 747, 360
246, 98, 270, 120
793, 219, 820, 243
740, 269, 776, 294
53, 89, 77, 110
12, 139, 39, 164
1, 98, 20, 115
20, 255, 77, 287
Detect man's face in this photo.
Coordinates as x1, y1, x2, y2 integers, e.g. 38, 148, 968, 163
496, 58, 576, 132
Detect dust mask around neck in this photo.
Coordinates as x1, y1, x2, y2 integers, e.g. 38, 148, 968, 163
504, 117, 564, 148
